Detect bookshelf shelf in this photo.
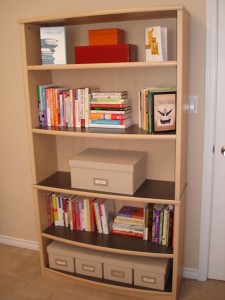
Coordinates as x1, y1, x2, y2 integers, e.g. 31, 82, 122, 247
34, 171, 176, 203
42, 226, 174, 257
32, 125, 176, 140
27, 61, 177, 71
20, 5, 189, 300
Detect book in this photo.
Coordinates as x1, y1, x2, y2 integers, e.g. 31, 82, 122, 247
46, 192, 54, 226
116, 205, 144, 221
91, 99, 128, 104
145, 26, 167, 62
111, 229, 143, 238
40, 26, 67, 65
52, 192, 59, 226
99, 199, 115, 234
89, 118, 133, 129
152, 91, 176, 132
143, 203, 149, 240
37, 84, 58, 126
153, 204, 165, 244
89, 112, 132, 120
93, 198, 104, 233
84, 86, 100, 127
90, 102, 129, 109
91, 91, 128, 99
90, 106, 132, 112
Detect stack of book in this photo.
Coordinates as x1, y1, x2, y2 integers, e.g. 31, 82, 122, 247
89, 91, 133, 128
111, 205, 144, 238
143, 203, 174, 247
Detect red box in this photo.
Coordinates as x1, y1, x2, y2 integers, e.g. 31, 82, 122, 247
75, 44, 137, 64
88, 28, 124, 45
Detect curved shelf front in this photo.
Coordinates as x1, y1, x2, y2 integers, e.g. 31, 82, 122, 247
34, 171, 176, 203
27, 61, 177, 71
32, 125, 176, 140
42, 226, 173, 258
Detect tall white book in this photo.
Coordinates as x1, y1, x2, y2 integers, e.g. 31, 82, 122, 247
145, 26, 167, 62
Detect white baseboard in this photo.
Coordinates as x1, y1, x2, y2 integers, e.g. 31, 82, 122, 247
0, 235, 39, 251
183, 267, 199, 280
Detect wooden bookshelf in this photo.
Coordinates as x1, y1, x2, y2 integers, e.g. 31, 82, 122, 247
20, 5, 189, 300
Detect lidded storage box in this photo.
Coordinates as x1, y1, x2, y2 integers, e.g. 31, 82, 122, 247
75, 44, 137, 64
47, 241, 76, 273
88, 28, 125, 45
133, 256, 172, 291
73, 247, 105, 279
103, 252, 135, 284
69, 148, 147, 195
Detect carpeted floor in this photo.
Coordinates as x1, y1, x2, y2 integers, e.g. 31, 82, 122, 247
0, 244, 224, 300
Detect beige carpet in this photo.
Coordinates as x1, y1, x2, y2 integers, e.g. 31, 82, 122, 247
0, 244, 225, 300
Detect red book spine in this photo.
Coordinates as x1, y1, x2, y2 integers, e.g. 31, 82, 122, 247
111, 229, 143, 238
91, 103, 126, 108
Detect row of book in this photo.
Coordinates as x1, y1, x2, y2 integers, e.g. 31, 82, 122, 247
37, 84, 100, 128
46, 193, 174, 247
144, 203, 174, 247
37, 85, 134, 129
46, 192, 115, 234
138, 87, 176, 134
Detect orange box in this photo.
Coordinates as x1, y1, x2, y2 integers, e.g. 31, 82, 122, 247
88, 28, 124, 45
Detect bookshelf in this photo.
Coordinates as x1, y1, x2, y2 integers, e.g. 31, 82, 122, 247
19, 5, 189, 300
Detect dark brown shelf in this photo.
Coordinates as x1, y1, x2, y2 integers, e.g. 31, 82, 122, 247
43, 226, 173, 255
37, 171, 175, 200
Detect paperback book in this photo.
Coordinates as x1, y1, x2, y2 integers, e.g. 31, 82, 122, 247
40, 26, 67, 65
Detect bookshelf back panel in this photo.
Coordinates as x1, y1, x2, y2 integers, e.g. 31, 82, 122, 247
66, 18, 177, 64
56, 136, 176, 182
33, 134, 58, 183
52, 67, 177, 126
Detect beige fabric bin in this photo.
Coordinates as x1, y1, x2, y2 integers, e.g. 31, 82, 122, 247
133, 256, 172, 290
69, 148, 147, 195
47, 241, 76, 273
103, 252, 135, 284
73, 247, 105, 279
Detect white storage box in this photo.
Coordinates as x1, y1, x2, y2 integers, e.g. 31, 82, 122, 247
103, 252, 135, 284
47, 241, 76, 273
73, 247, 105, 279
133, 256, 172, 290
69, 148, 147, 195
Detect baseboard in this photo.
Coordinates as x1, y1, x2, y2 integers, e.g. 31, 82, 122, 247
0, 235, 39, 251
183, 267, 199, 280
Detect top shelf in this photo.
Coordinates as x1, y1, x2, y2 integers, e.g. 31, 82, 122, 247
18, 6, 186, 25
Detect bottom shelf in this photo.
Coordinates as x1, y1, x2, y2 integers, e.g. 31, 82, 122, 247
47, 266, 172, 292
44, 267, 174, 300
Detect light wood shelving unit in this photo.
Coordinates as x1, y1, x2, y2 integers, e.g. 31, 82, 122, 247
19, 5, 189, 300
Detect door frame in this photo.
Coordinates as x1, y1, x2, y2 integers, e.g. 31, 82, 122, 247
198, 0, 218, 281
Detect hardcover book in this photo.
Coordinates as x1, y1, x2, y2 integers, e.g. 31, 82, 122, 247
117, 205, 144, 221
40, 26, 67, 65
152, 91, 176, 132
